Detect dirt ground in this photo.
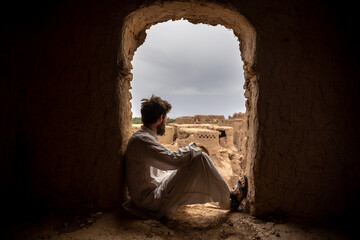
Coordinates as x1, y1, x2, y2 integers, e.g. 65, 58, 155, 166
2, 203, 354, 240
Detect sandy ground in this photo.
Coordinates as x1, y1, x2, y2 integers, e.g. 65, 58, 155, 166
2, 203, 354, 240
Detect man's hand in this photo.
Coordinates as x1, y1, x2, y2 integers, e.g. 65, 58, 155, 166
196, 143, 210, 155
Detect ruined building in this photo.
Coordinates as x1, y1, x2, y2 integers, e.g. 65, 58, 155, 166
1, 0, 359, 236
177, 113, 248, 152
132, 113, 246, 188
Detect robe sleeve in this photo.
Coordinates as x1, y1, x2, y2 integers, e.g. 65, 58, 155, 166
139, 135, 203, 170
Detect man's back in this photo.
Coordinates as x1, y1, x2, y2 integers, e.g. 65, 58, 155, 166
125, 126, 199, 212
126, 127, 163, 211
123, 96, 245, 218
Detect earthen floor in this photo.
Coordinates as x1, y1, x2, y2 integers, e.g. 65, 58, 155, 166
3, 204, 353, 240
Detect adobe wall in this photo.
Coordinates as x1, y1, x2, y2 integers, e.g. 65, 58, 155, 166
175, 116, 195, 124
1, 0, 359, 222
249, 1, 359, 220
175, 114, 247, 155
1, 0, 130, 212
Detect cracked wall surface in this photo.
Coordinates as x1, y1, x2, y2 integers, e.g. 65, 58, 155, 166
1, 0, 359, 222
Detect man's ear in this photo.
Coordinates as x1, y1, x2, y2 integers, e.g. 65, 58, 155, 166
157, 114, 164, 124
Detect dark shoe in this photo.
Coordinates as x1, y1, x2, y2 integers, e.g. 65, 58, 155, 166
230, 175, 248, 211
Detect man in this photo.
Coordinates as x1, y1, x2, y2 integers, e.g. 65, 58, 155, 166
123, 95, 247, 219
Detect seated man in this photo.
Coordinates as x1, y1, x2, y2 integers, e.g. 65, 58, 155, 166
123, 95, 247, 219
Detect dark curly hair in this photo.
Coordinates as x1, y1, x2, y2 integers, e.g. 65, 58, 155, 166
141, 95, 172, 125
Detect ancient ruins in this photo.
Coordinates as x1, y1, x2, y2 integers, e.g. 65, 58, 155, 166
132, 113, 247, 188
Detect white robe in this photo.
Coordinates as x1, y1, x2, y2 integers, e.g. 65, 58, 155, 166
123, 126, 231, 219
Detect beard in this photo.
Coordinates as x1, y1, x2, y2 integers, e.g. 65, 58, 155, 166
156, 118, 166, 136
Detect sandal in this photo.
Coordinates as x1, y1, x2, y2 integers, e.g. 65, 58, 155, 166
230, 175, 248, 211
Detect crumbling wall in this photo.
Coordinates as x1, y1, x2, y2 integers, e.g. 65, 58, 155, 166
175, 114, 248, 155
194, 115, 225, 124
176, 128, 220, 153
226, 113, 248, 152
175, 116, 195, 124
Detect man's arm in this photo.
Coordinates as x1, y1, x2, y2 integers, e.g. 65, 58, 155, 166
140, 136, 203, 171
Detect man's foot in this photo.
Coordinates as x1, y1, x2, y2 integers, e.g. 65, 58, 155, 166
230, 175, 248, 211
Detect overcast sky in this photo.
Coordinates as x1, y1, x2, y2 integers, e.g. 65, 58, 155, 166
130, 20, 245, 119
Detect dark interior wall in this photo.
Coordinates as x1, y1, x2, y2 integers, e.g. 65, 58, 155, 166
0, 0, 132, 214
240, 0, 360, 220
0, 0, 359, 222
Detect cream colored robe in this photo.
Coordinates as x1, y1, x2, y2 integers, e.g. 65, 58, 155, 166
123, 126, 231, 219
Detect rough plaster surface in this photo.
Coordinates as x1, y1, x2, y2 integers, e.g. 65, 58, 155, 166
1, 0, 359, 224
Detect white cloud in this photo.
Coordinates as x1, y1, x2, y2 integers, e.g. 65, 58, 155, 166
130, 20, 246, 118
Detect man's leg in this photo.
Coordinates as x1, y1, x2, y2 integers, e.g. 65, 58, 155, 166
159, 153, 232, 216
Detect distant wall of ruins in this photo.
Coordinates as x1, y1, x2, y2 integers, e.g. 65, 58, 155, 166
132, 115, 246, 188
176, 113, 247, 153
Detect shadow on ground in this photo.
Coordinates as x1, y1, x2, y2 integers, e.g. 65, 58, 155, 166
2, 204, 354, 240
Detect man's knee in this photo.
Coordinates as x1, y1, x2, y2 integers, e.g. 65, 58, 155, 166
193, 152, 213, 166
193, 152, 206, 160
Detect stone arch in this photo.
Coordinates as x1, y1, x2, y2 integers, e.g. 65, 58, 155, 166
118, 1, 259, 213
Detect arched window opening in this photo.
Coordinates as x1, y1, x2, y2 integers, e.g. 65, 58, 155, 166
118, 1, 257, 214
130, 19, 248, 189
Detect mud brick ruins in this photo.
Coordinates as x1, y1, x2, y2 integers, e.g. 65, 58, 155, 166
1, 0, 359, 239
133, 113, 248, 188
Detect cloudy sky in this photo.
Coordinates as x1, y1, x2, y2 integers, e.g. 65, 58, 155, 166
130, 20, 245, 119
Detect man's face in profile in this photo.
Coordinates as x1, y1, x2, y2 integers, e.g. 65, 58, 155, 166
156, 115, 166, 136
